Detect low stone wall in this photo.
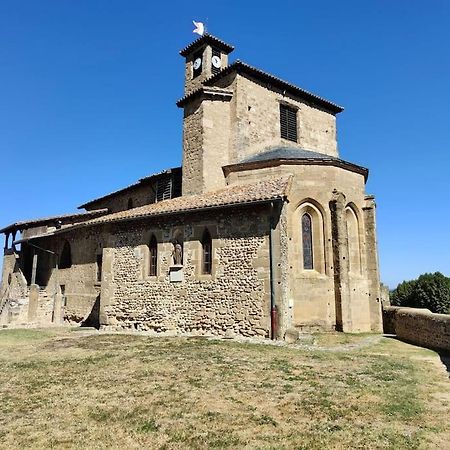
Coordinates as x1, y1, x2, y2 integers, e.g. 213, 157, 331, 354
383, 306, 450, 352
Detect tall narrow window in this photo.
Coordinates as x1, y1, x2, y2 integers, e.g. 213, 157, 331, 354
302, 213, 313, 270
280, 104, 298, 142
149, 235, 158, 277
127, 198, 133, 209
96, 254, 103, 282
201, 229, 212, 275
156, 176, 172, 202
59, 241, 72, 269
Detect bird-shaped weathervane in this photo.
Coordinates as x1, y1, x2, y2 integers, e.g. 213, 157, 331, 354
193, 21, 205, 36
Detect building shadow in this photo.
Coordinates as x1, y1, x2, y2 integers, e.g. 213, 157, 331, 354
439, 353, 450, 378
384, 334, 450, 378
81, 295, 100, 329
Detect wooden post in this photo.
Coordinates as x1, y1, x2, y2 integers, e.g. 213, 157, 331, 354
31, 252, 38, 285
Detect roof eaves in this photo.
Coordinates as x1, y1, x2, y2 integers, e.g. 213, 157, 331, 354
49, 197, 286, 238
176, 87, 233, 108
0, 208, 109, 234
51, 176, 293, 235
204, 60, 344, 113
180, 34, 234, 57
223, 158, 368, 181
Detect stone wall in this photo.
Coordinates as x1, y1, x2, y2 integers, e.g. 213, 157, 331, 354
31, 227, 107, 325
226, 163, 382, 333
232, 75, 338, 160
181, 71, 339, 196
383, 306, 450, 352
182, 98, 204, 195
83, 181, 156, 214
101, 205, 275, 337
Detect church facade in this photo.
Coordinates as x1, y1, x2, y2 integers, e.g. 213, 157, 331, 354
0, 34, 383, 338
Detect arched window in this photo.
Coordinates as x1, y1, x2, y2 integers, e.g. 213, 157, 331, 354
301, 213, 313, 270
60, 241, 72, 269
149, 235, 158, 276
127, 198, 133, 210
201, 229, 212, 275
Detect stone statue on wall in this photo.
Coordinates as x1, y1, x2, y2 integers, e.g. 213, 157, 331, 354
172, 241, 183, 266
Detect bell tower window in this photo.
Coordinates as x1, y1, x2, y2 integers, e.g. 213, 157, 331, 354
211, 48, 222, 75
280, 104, 298, 142
192, 51, 202, 78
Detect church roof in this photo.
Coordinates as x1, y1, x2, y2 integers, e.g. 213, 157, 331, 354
179, 34, 234, 57
241, 147, 338, 163
223, 147, 369, 181
78, 167, 181, 209
0, 209, 109, 234
203, 60, 344, 114
52, 175, 292, 233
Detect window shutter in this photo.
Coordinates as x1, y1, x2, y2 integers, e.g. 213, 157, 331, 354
156, 177, 172, 202
280, 104, 298, 142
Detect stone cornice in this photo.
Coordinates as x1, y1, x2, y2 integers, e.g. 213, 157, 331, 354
223, 158, 369, 182
176, 87, 233, 108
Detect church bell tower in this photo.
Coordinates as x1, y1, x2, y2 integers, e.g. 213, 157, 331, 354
179, 34, 234, 96
177, 34, 235, 196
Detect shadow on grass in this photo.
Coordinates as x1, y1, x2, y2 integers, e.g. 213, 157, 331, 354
439, 354, 450, 377
384, 334, 450, 377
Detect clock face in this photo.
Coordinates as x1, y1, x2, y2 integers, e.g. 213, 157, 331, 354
211, 55, 222, 69
193, 57, 202, 70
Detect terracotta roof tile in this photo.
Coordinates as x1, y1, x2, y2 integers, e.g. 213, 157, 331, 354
69, 175, 292, 231
0, 209, 109, 234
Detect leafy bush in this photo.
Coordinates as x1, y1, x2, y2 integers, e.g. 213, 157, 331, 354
390, 272, 450, 314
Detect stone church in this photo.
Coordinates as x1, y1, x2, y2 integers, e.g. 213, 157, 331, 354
0, 34, 383, 338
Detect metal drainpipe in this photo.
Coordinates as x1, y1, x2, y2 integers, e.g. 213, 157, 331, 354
269, 201, 278, 340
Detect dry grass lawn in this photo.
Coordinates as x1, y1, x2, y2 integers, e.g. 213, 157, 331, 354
0, 328, 449, 449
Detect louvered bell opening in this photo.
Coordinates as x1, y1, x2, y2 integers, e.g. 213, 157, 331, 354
280, 104, 298, 142
156, 177, 173, 202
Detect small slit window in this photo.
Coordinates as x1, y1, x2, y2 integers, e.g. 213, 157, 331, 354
59, 241, 72, 269
149, 235, 158, 277
280, 104, 297, 142
127, 198, 133, 209
302, 213, 313, 270
201, 229, 212, 275
96, 254, 103, 282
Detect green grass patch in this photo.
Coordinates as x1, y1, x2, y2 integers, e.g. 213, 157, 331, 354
0, 330, 448, 449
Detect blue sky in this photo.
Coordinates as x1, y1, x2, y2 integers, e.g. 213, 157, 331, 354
1, 0, 449, 287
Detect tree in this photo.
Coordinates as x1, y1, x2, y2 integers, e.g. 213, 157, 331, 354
390, 272, 450, 314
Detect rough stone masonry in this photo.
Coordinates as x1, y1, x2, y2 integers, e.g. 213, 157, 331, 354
0, 33, 383, 338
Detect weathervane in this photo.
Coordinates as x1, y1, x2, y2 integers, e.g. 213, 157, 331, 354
193, 20, 205, 36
